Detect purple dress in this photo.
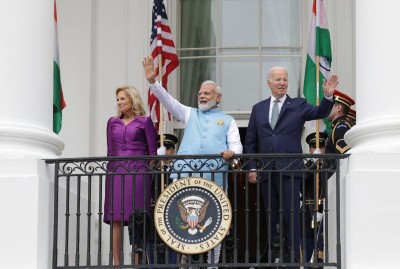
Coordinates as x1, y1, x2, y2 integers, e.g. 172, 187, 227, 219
103, 116, 157, 225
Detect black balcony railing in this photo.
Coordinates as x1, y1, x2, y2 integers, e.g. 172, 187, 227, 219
46, 153, 348, 269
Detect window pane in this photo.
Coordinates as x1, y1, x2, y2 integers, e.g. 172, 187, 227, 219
221, 0, 259, 47
220, 58, 260, 111
262, 0, 301, 46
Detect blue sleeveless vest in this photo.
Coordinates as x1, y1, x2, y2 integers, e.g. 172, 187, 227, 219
172, 108, 233, 186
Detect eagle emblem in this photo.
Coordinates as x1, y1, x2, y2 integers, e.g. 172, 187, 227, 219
177, 195, 213, 235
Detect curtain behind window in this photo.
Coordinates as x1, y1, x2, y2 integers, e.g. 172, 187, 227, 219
177, 0, 216, 143
179, 0, 215, 108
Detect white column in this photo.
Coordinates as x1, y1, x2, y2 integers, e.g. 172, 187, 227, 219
0, 0, 64, 158
344, 1, 400, 268
0, 1, 63, 269
348, 0, 400, 153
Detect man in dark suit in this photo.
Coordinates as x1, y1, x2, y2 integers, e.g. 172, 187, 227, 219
244, 66, 337, 266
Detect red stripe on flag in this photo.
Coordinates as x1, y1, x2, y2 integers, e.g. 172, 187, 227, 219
54, 0, 58, 22
53, 0, 66, 133
54, 0, 66, 110
148, 0, 179, 131
312, 0, 316, 15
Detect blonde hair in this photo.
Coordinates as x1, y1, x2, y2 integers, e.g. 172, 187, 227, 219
115, 86, 146, 117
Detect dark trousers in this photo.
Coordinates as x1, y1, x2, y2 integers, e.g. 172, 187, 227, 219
146, 241, 177, 269
261, 173, 301, 266
302, 231, 323, 269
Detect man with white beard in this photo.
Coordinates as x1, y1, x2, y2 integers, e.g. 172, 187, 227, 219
143, 56, 242, 268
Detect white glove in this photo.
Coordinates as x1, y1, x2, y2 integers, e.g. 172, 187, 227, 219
313, 212, 324, 222
157, 146, 166, 155
317, 212, 323, 222
313, 148, 322, 154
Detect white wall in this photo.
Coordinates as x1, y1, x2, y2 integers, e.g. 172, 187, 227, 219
57, 0, 153, 158
57, 0, 94, 157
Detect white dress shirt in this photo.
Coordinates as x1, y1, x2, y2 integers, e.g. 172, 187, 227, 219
149, 81, 243, 154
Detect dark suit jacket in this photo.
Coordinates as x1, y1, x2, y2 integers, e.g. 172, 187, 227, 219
244, 95, 333, 178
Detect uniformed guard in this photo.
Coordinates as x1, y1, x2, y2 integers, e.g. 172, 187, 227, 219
148, 133, 179, 268
346, 108, 356, 127
156, 133, 179, 154
152, 133, 179, 204
305, 132, 328, 151
301, 132, 328, 268
316, 90, 354, 265
325, 90, 355, 154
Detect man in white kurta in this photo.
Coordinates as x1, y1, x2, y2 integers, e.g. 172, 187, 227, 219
143, 56, 242, 267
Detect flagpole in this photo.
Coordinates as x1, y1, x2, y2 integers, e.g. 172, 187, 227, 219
158, 53, 164, 144
315, 0, 321, 149
150, 0, 179, 193
158, 53, 166, 191
314, 0, 322, 221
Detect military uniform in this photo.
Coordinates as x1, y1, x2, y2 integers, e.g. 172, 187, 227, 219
346, 108, 356, 127
156, 133, 179, 149
325, 89, 355, 154
151, 133, 179, 205
313, 90, 355, 265
301, 132, 327, 267
148, 134, 179, 267
325, 115, 352, 154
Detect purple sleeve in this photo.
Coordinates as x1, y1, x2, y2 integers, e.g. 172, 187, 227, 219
144, 116, 157, 156
106, 117, 113, 156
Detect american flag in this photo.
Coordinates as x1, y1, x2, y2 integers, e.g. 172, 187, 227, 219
148, 0, 179, 130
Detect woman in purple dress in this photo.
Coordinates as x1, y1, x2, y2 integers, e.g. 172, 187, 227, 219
104, 85, 157, 265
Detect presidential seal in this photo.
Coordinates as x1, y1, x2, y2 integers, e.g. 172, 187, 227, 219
154, 177, 232, 254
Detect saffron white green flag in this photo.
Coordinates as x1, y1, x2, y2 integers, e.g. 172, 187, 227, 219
303, 0, 332, 132
53, 0, 66, 134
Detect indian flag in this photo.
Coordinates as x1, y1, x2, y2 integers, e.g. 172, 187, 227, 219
53, 0, 66, 134
303, 0, 332, 132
